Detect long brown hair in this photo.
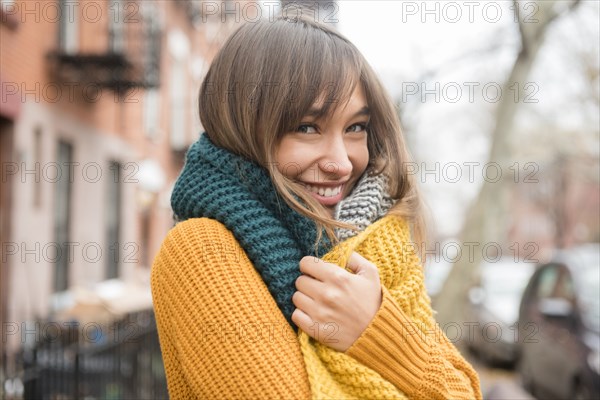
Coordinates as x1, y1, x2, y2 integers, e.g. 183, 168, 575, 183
199, 14, 427, 255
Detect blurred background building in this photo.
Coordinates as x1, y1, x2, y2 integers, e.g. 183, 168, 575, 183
0, 1, 256, 398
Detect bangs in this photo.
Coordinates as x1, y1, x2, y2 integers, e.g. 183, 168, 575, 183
271, 22, 364, 135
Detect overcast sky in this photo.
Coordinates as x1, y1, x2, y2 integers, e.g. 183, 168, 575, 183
335, 1, 599, 239
337, 1, 517, 238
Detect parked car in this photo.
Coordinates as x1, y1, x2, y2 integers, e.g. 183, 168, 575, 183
466, 257, 536, 366
517, 244, 600, 400
424, 257, 452, 299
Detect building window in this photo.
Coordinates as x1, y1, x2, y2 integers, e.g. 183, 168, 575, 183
53, 140, 73, 292
106, 161, 122, 279
58, 0, 78, 53
168, 29, 189, 151
144, 89, 161, 140
141, 1, 162, 88
33, 127, 42, 208
110, 0, 125, 53
170, 58, 186, 150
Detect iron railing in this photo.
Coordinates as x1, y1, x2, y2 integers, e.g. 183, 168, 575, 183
3, 309, 168, 400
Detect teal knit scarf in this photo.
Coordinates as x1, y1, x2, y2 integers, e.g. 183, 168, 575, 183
171, 133, 393, 330
171, 133, 331, 330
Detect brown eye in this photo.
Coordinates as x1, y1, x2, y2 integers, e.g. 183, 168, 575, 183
297, 124, 317, 134
347, 123, 368, 133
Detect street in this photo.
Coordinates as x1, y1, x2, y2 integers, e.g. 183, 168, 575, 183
466, 351, 535, 400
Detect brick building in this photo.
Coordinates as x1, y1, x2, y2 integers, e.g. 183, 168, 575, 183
0, 1, 258, 386
507, 154, 600, 261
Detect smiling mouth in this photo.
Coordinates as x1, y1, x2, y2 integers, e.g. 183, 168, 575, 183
299, 182, 346, 206
301, 183, 343, 198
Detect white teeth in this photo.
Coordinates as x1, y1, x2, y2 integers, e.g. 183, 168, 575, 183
302, 183, 342, 198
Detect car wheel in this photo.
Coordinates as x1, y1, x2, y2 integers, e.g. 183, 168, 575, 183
479, 348, 496, 367
572, 379, 593, 400
517, 357, 535, 397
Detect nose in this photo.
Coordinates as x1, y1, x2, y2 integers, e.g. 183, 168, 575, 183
319, 134, 353, 179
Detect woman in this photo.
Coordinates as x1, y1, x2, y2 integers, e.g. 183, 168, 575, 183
151, 12, 482, 400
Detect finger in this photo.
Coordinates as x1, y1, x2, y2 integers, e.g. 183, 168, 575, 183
299, 256, 341, 282
291, 308, 314, 334
346, 251, 378, 280
295, 274, 326, 300
292, 290, 318, 317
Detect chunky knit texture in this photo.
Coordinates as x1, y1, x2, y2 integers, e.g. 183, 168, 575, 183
151, 217, 483, 399
170, 133, 331, 330
152, 218, 313, 399
334, 171, 395, 241
170, 133, 393, 330
155, 133, 482, 399
299, 215, 482, 399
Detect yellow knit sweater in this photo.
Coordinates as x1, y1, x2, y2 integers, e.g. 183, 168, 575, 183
151, 217, 482, 399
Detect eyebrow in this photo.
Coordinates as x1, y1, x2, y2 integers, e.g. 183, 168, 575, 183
305, 106, 371, 119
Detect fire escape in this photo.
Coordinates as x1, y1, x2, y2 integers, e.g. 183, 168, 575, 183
47, 1, 161, 96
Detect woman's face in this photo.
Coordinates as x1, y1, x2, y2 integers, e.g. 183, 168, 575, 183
275, 85, 370, 217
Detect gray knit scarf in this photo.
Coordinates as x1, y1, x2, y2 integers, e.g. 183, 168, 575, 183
335, 169, 395, 240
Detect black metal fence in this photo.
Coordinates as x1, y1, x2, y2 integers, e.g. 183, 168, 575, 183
4, 309, 168, 400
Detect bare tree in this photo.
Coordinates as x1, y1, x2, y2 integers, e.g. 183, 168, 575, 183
433, 0, 583, 328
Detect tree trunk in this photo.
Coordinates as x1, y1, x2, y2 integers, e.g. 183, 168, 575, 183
433, 0, 581, 329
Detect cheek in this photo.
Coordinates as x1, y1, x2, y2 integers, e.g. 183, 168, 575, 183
274, 138, 312, 179
350, 141, 370, 174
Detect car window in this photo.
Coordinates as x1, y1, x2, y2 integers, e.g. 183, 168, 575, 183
554, 269, 575, 302
535, 265, 560, 299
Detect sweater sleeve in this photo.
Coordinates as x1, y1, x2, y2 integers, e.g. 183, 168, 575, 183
151, 218, 312, 400
344, 285, 482, 400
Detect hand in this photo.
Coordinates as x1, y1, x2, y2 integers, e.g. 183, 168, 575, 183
292, 251, 382, 352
